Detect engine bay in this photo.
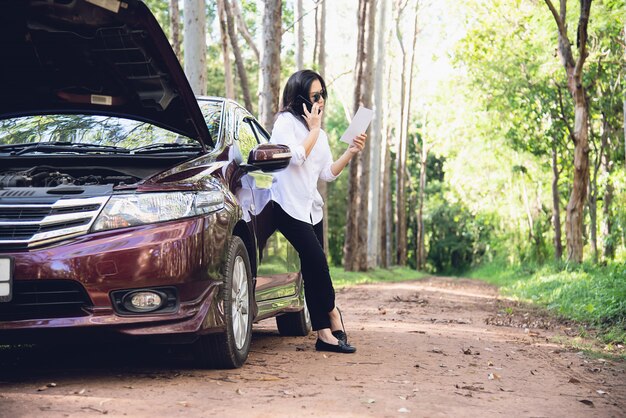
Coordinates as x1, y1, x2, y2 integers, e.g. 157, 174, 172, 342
0, 167, 139, 188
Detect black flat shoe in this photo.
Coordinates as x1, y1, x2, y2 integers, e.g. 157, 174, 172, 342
315, 338, 356, 354
332, 330, 348, 344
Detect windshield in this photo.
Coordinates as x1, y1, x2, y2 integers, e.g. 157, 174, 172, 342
0, 101, 221, 154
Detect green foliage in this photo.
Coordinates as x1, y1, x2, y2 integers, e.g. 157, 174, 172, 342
425, 197, 494, 273
143, 0, 171, 38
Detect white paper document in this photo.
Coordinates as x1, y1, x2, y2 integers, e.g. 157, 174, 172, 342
341, 106, 374, 145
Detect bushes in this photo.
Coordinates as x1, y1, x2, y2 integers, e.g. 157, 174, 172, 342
425, 200, 494, 273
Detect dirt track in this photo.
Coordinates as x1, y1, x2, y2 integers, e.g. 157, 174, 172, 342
0, 277, 624, 417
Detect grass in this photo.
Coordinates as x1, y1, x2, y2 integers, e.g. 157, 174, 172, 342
330, 266, 427, 288
468, 259, 626, 345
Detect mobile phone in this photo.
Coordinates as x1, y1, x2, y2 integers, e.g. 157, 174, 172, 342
298, 94, 314, 112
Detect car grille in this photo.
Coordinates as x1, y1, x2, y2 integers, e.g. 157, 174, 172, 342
0, 197, 108, 250
0, 280, 93, 321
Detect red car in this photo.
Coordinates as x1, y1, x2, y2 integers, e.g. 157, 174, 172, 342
0, 0, 310, 368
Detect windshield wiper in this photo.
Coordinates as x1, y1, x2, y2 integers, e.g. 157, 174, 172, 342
131, 143, 202, 154
0, 142, 130, 155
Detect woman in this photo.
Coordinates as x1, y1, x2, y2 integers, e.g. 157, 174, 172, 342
270, 69, 367, 354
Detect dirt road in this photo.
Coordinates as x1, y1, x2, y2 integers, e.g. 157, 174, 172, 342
1, 277, 624, 417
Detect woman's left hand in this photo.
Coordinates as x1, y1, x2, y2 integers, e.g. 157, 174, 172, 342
348, 133, 367, 155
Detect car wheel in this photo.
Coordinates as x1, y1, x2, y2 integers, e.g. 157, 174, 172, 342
276, 288, 312, 336
195, 236, 253, 369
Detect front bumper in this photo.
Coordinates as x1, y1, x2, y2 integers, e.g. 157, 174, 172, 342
0, 215, 228, 342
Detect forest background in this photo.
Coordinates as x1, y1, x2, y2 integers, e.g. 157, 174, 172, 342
147, 0, 625, 347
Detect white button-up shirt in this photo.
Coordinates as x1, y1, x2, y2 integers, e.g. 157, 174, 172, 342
270, 112, 338, 224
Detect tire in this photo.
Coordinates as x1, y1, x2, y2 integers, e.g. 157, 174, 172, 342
276, 289, 312, 337
194, 236, 253, 369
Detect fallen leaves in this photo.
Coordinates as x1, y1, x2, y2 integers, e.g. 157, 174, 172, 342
391, 293, 428, 305
456, 384, 484, 392
81, 406, 108, 415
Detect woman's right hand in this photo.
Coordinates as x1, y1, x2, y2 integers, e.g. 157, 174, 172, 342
303, 102, 323, 131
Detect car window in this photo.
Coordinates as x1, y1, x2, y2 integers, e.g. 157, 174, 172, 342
198, 101, 222, 144
0, 114, 202, 151
237, 119, 260, 159
250, 120, 270, 144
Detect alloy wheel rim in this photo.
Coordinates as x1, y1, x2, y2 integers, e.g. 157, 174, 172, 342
231, 255, 249, 350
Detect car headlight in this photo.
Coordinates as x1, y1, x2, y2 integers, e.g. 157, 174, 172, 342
92, 191, 224, 232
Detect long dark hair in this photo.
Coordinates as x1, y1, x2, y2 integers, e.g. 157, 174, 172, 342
278, 69, 327, 130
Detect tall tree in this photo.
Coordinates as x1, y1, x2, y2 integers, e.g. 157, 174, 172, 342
169, 0, 181, 62
295, 0, 304, 71
232, 0, 259, 62
544, 0, 592, 263
355, 0, 377, 270
183, 0, 207, 95
367, 0, 387, 268
394, 0, 419, 266
217, 0, 235, 99
343, 0, 376, 271
314, 0, 330, 255
258, 0, 282, 131
223, 0, 253, 110
416, 116, 429, 270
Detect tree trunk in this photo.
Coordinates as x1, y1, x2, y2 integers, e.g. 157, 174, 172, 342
588, 112, 607, 264
315, 0, 329, 256
380, 23, 395, 269
343, 0, 365, 271
367, 0, 387, 268
381, 128, 393, 268
588, 176, 598, 263
416, 136, 427, 270
394, 0, 408, 266
232, 0, 259, 62
544, 0, 592, 263
394, 0, 419, 266
183, 0, 207, 95
169, 0, 181, 62
223, 0, 253, 111
344, 0, 375, 272
355, 0, 376, 271
217, 0, 235, 99
296, 0, 304, 70
551, 140, 563, 261
258, 0, 282, 131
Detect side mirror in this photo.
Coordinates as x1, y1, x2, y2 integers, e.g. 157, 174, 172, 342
245, 143, 292, 172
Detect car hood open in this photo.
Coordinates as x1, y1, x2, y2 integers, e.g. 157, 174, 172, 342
0, 0, 213, 148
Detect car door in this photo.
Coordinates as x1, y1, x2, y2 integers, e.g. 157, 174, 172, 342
232, 111, 300, 303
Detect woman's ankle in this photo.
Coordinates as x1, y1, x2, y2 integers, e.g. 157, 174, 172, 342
317, 328, 339, 345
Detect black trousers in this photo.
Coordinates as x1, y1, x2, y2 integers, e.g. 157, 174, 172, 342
273, 202, 335, 330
